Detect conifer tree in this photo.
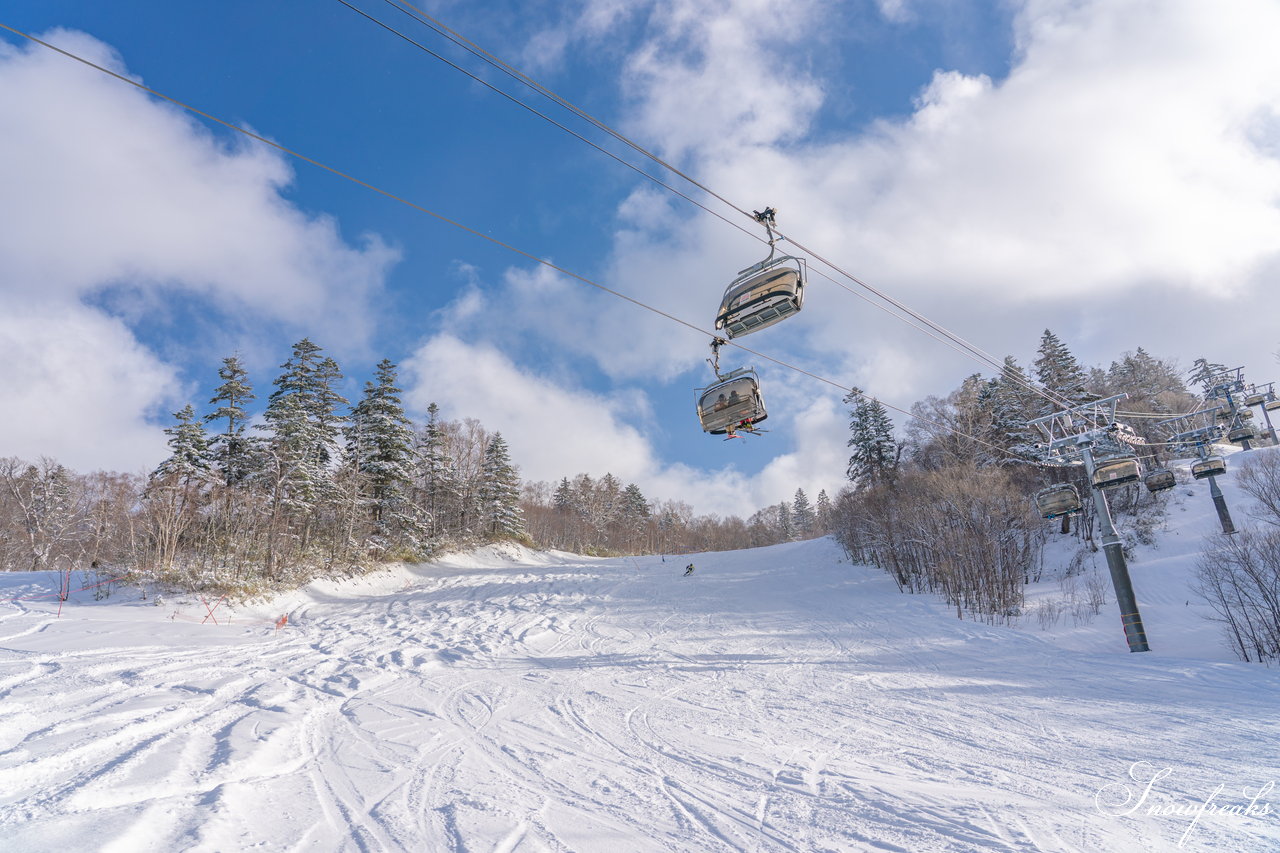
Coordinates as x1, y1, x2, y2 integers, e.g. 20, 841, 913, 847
478, 433, 524, 539
815, 489, 832, 534
205, 355, 256, 488
260, 339, 347, 534
621, 483, 650, 550
415, 403, 460, 538
1033, 329, 1092, 412
346, 359, 421, 544
622, 483, 649, 522
980, 356, 1039, 462
553, 477, 574, 514
152, 404, 213, 487
844, 389, 899, 489
148, 405, 213, 571
792, 488, 815, 537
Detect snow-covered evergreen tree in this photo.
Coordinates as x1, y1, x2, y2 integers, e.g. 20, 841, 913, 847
980, 356, 1040, 463
478, 433, 524, 539
553, 477, 574, 514
313, 356, 347, 468
844, 389, 899, 489
815, 489, 832, 534
622, 483, 649, 521
259, 340, 348, 530
792, 488, 815, 537
415, 403, 460, 538
205, 355, 256, 488
345, 359, 422, 545
1033, 329, 1092, 412
152, 404, 213, 488
620, 482, 650, 549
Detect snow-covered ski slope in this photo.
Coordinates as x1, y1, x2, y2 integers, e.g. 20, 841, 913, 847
3, 499, 1280, 850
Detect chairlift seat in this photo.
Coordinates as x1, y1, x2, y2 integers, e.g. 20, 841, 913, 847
1191, 456, 1227, 480
1228, 425, 1257, 443
1143, 468, 1176, 493
1092, 456, 1141, 490
696, 370, 768, 435
1035, 484, 1081, 519
714, 258, 805, 339
1245, 393, 1268, 407
1266, 399, 1280, 412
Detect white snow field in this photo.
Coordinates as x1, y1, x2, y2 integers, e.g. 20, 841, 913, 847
3, 460, 1280, 851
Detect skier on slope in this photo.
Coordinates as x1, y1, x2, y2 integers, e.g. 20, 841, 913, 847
684, 563, 695, 577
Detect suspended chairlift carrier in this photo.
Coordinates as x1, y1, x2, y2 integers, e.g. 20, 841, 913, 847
1092, 451, 1142, 490
1035, 483, 1082, 519
696, 368, 768, 436
696, 338, 768, 437
714, 208, 806, 339
1192, 455, 1227, 480
1228, 423, 1258, 444
1143, 467, 1177, 493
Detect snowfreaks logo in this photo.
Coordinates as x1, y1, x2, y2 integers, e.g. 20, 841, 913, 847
1095, 761, 1275, 848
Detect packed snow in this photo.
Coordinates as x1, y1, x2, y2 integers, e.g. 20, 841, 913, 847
2, 458, 1280, 851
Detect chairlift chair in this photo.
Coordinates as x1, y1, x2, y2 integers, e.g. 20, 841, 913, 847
714, 255, 806, 339
1034, 484, 1081, 519
696, 368, 768, 435
1266, 398, 1280, 412
1091, 453, 1141, 490
1191, 456, 1227, 480
1228, 424, 1257, 444
1245, 392, 1269, 407
1143, 468, 1176, 493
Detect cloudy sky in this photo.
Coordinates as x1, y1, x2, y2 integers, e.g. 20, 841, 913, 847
3, 0, 1280, 516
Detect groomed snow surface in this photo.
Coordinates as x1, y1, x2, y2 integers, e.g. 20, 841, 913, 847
3, 455, 1280, 851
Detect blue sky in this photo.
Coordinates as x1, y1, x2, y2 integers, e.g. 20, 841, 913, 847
3, 0, 1280, 516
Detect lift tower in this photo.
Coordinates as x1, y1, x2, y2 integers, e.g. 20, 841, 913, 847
1155, 409, 1235, 535
1030, 394, 1150, 653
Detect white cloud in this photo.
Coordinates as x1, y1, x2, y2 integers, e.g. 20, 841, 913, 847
0, 298, 178, 472
0, 30, 396, 470
620, 0, 826, 162
401, 333, 657, 483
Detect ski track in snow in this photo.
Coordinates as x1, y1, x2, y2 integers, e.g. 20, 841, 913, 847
2, 524, 1280, 852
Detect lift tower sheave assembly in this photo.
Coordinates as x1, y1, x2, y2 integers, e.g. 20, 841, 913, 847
1029, 394, 1150, 653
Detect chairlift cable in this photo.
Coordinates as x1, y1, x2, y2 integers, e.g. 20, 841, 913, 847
0, 22, 1024, 464
353, 1, 1020, 373
333, 0, 763, 248
345, 1, 1090, 418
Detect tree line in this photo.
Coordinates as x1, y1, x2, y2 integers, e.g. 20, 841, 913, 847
520, 475, 832, 557
0, 339, 525, 593
832, 329, 1205, 623
0, 338, 831, 592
